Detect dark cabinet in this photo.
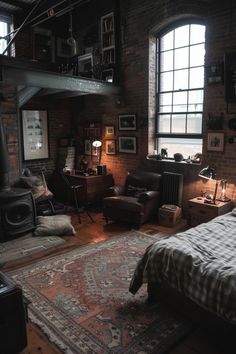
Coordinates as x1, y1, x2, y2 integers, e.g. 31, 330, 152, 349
50, 171, 114, 206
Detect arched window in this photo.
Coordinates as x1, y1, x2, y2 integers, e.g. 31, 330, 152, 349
156, 21, 206, 159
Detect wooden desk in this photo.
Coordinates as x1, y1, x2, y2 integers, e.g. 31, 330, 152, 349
51, 172, 114, 205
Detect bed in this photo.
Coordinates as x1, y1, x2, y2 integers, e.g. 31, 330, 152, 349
129, 209, 236, 326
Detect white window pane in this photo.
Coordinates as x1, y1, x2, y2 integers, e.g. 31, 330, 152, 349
157, 137, 202, 159
172, 114, 186, 133
190, 44, 205, 67
160, 50, 173, 71
160, 71, 173, 91
160, 92, 172, 105
0, 22, 8, 55
188, 103, 203, 111
187, 114, 202, 133
188, 89, 203, 103
190, 24, 205, 45
161, 30, 174, 51
174, 69, 188, 90
160, 105, 172, 113
173, 91, 188, 112
158, 114, 171, 133
174, 47, 189, 69
174, 25, 189, 48
189, 67, 204, 88
173, 104, 188, 112
173, 91, 187, 105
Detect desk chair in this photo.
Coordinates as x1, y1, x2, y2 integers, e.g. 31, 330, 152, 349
60, 173, 94, 223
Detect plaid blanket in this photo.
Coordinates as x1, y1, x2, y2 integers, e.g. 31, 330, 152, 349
129, 211, 236, 324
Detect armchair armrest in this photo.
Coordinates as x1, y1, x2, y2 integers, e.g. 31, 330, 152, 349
138, 190, 160, 203
105, 185, 124, 197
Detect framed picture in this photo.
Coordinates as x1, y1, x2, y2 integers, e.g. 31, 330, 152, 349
207, 132, 224, 152
105, 125, 115, 137
105, 140, 116, 155
102, 68, 114, 83
84, 139, 97, 155
21, 110, 49, 161
57, 38, 74, 58
118, 114, 137, 131
118, 136, 137, 154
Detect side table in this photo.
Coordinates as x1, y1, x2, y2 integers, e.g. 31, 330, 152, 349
188, 197, 232, 227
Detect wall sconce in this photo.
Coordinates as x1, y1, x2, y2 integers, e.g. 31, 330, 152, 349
198, 166, 218, 204
92, 140, 102, 164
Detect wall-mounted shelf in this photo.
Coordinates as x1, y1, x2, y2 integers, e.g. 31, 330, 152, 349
101, 12, 115, 66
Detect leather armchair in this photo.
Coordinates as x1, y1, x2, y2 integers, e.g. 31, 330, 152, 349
103, 171, 162, 228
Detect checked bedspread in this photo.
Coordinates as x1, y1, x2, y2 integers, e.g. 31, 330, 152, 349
129, 211, 236, 324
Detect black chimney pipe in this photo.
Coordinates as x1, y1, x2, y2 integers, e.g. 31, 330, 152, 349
0, 94, 10, 191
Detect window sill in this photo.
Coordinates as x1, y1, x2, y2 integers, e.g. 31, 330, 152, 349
146, 156, 201, 165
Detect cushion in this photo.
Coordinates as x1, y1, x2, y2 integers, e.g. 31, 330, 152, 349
126, 184, 147, 198
34, 215, 76, 236
103, 196, 144, 213
20, 175, 53, 200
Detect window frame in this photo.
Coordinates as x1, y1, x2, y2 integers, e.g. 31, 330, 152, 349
155, 19, 206, 157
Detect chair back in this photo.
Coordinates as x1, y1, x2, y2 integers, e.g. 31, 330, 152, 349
124, 171, 161, 195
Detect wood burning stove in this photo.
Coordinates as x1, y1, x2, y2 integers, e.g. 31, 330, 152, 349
0, 95, 36, 242
0, 188, 36, 242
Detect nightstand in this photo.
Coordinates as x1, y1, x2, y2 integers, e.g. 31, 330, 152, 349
188, 197, 232, 227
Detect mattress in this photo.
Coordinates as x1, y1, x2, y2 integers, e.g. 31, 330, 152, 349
129, 210, 236, 324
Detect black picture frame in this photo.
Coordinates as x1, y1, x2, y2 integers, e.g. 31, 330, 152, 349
21, 110, 49, 161
118, 136, 137, 154
118, 114, 137, 131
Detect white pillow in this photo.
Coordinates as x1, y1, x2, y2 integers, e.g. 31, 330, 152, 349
34, 215, 76, 236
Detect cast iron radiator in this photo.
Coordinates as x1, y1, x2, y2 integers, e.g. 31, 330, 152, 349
161, 171, 183, 207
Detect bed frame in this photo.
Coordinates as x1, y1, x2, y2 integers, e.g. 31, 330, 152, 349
147, 281, 236, 337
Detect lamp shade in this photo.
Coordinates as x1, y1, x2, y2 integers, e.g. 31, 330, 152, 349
198, 166, 216, 180
92, 140, 102, 148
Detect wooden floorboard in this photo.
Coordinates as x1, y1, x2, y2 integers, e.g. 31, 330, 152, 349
1, 210, 228, 354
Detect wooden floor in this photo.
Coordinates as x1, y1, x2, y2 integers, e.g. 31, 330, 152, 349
2, 210, 229, 354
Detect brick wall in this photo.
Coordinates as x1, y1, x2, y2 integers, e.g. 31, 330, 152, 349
0, 84, 72, 183
73, 0, 236, 214
2, 0, 236, 215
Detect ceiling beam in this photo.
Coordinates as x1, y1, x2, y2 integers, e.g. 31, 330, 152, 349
1, 66, 120, 97
0, 55, 120, 97
1, 0, 31, 10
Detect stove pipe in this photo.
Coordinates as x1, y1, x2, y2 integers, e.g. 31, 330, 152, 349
0, 97, 10, 191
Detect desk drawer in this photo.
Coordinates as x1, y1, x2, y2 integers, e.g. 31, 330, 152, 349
188, 203, 218, 218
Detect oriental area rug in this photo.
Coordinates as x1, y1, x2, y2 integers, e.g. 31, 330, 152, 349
0, 233, 66, 266
8, 230, 192, 354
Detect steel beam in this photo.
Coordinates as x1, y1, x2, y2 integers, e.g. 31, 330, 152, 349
2, 66, 120, 97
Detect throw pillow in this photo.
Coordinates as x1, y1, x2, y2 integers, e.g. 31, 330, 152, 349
20, 175, 53, 200
34, 215, 76, 236
126, 184, 147, 198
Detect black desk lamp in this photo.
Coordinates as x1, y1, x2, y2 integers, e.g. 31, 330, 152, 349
198, 166, 218, 204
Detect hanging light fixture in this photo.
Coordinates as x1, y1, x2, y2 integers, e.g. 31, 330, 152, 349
67, 11, 77, 56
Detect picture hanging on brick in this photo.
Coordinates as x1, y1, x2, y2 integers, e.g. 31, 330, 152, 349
105, 140, 116, 155
118, 136, 137, 154
21, 110, 49, 161
207, 132, 224, 152
118, 114, 137, 131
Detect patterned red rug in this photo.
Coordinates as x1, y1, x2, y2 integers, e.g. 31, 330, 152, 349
9, 230, 192, 353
